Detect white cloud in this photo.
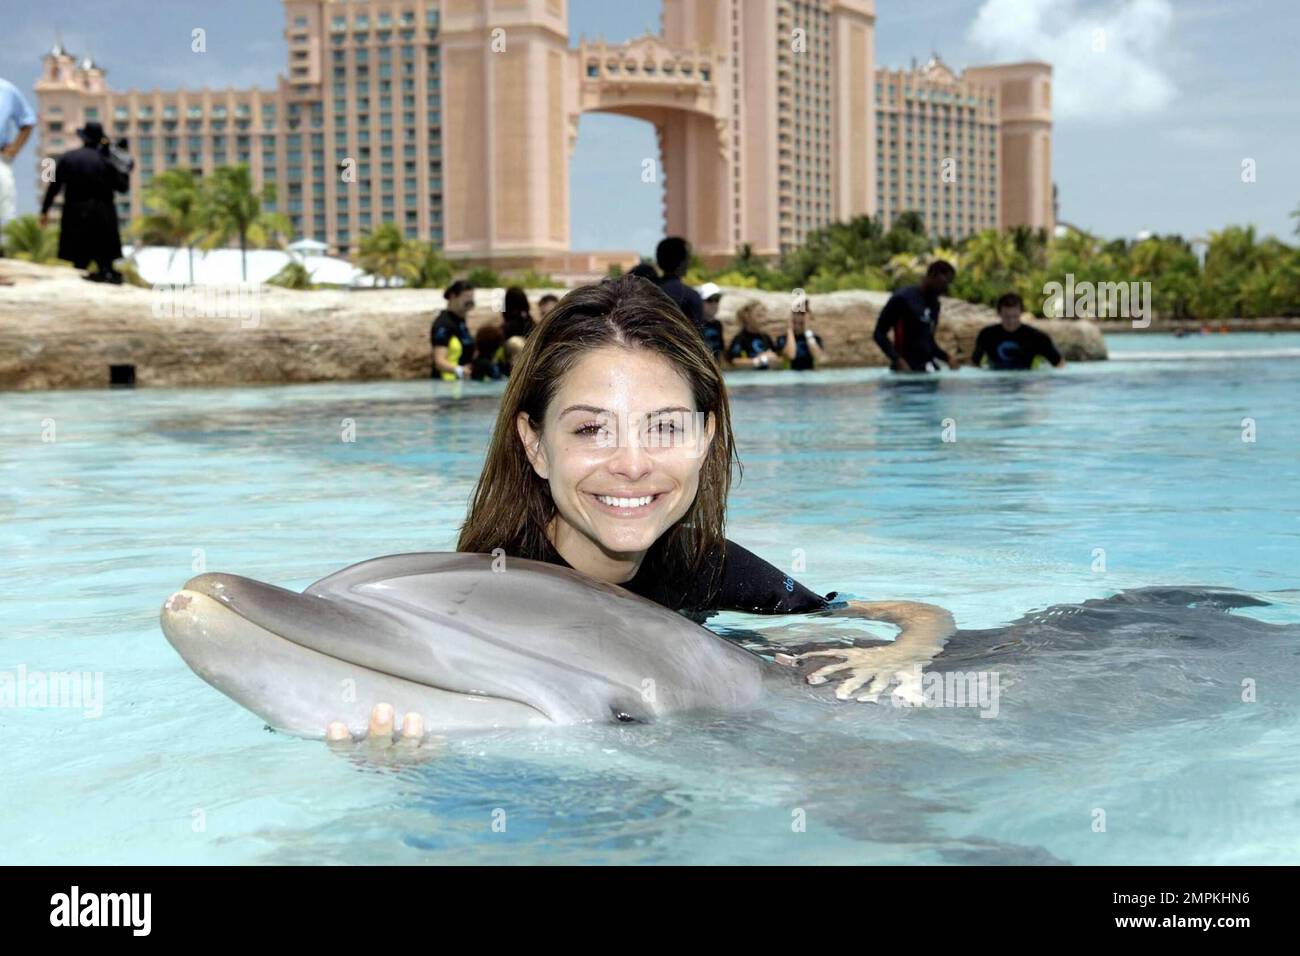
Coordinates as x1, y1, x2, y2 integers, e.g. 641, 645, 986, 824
968, 0, 1177, 121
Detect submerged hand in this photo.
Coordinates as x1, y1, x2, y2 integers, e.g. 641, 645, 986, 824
786, 642, 939, 703
777, 599, 955, 703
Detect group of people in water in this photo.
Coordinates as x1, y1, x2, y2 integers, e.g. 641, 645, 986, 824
430, 236, 1064, 383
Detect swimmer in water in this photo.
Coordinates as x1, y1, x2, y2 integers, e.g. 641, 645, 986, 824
337, 276, 952, 741
970, 292, 1064, 370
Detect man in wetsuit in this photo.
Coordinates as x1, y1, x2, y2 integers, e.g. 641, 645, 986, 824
431, 279, 476, 380
971, 292, 1065, 370
696, 281, 726, 362
654, 236, 704, 327
873, 260, 959, 373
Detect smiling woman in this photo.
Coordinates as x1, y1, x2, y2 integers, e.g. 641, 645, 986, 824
451, 275, 955, 698
459, 274, 762, 614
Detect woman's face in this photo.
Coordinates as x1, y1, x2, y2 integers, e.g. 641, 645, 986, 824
518, 345, 716, 570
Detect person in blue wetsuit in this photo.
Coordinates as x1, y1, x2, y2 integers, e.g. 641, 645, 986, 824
971, 292, 1065, 370
726, 301, 782, 369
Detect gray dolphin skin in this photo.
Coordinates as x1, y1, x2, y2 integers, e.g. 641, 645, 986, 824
160, 552, 770, 738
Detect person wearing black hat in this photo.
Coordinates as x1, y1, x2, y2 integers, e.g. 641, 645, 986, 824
39, 121, 131, 284
431, 279, 477, 380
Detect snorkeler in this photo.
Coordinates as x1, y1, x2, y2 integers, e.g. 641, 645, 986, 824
970, 293, 1065, 370
873, 260, 959, 373
338, 276, 953, 740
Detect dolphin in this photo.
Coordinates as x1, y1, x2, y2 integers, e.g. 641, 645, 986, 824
160, 552, 776, 738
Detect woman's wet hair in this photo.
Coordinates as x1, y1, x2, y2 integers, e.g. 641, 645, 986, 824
457, 274, 737, 590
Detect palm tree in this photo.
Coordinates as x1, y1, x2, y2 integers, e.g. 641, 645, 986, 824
962, 229, 1016, 282
199, 165, 292, 282
132, 169, 203, 283
399, 239, 453, 289
1291, 202, 1300, 237
356, 222, 413, 287
267, 260, 315, 289
2, 215, 59, 263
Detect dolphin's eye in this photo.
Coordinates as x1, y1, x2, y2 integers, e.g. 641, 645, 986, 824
613, 710, 638, 723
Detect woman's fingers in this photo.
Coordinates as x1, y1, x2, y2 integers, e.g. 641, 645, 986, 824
831, 667, 876, 700
802, 656, 855, 685
324, 703, 429, 747
856, 672, 895, 702
364, 702, 396, 748
397, 711, 425, 747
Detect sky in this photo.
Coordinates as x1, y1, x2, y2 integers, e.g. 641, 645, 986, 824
2, 0, 1297, 256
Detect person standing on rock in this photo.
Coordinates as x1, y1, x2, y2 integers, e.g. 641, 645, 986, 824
0, 75, 37, 258
971, 292, 1065, 370
873, 260, 959, 373
39, 121, 129, 284
432, 279, 477, 381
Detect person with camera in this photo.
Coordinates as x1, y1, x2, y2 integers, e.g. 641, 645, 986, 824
776, 305, 828, 371
39, 121, 132, 284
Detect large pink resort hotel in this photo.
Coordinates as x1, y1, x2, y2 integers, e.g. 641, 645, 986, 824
32, 0, 1054, 270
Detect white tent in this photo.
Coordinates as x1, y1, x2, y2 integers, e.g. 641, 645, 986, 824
122, 244, 384, 287
287, 237, 330, 256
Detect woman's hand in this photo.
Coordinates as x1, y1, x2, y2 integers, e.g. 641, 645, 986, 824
776, 600, 956, 703
781, 641, 939, 702
325, 702, 436, 750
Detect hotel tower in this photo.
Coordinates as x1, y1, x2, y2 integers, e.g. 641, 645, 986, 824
33, 0, 1053, 269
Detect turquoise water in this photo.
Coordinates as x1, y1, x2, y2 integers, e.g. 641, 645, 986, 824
2, 331, 1298, 864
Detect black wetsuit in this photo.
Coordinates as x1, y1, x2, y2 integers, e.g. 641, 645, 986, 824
873, 285, 949, 371
970, 323, 1062, 370
775, 330, 824, 370
430, 309, 475, 380
656, 276, 704, 326
538, 537, 839, 620
700, 318, 725, 361
728, 329, 778, 366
